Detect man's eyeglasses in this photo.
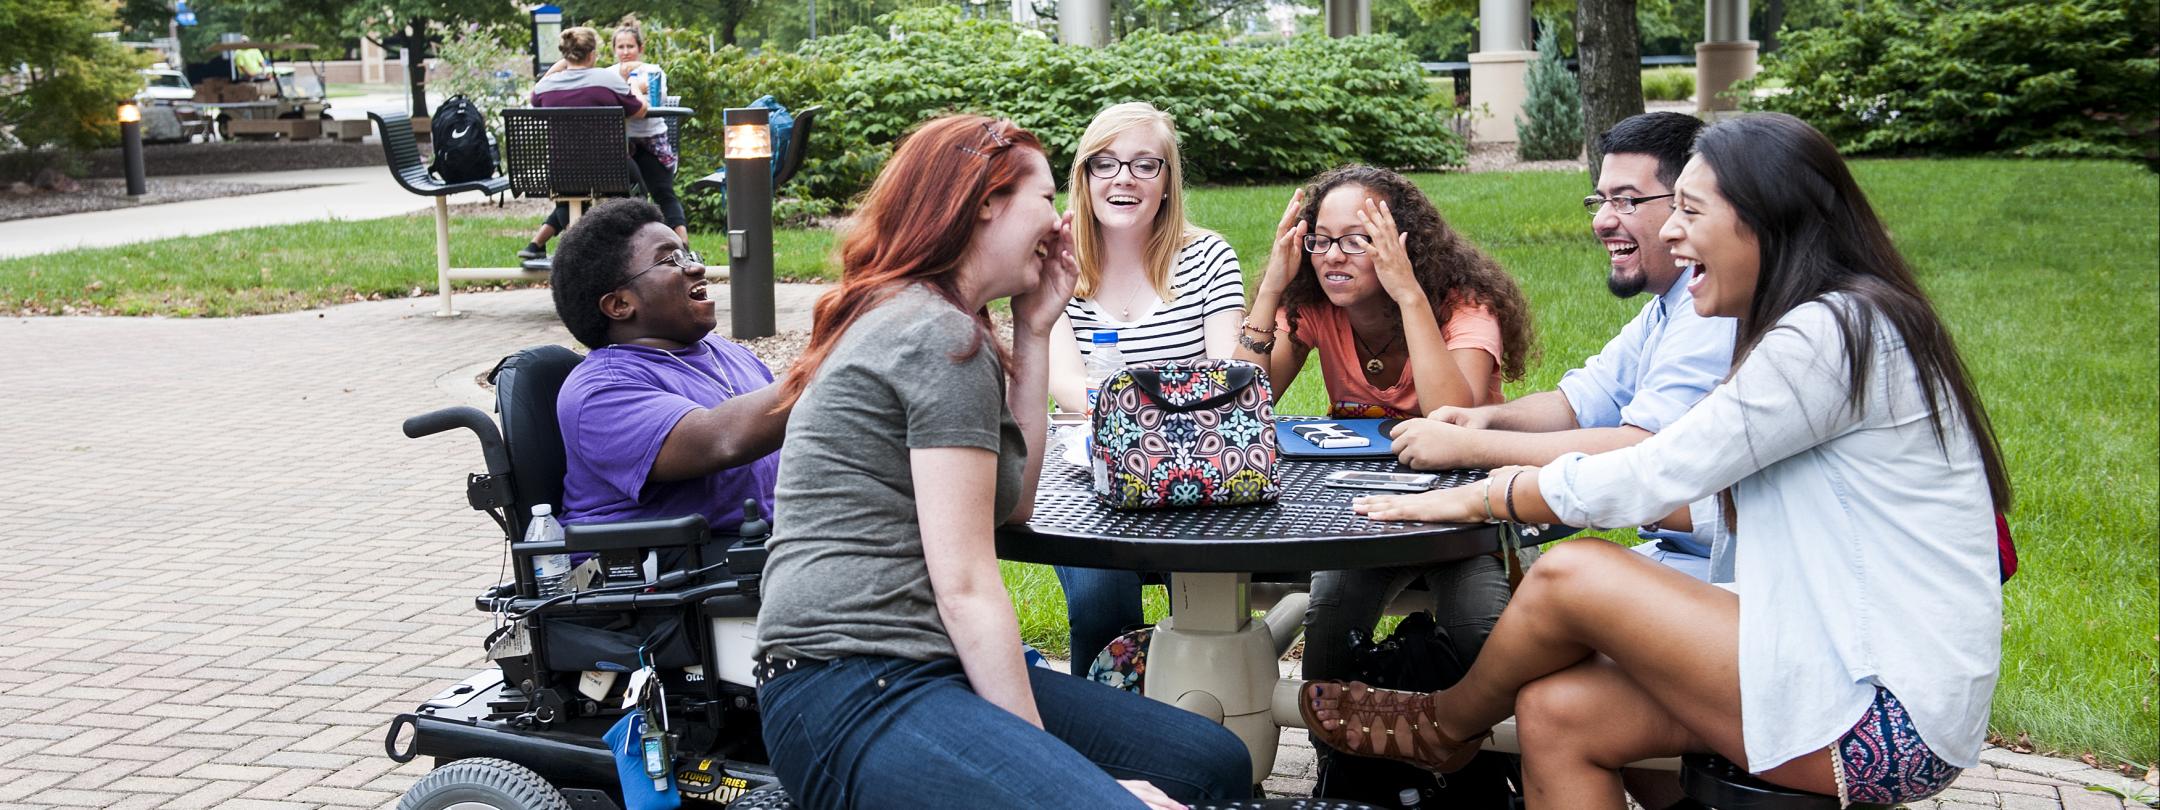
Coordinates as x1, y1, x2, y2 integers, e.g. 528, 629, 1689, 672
1302, 233, 1374, 255
1583, 193, 1675, 215
1084, 155, 1166, 180
622, 248, 703, 286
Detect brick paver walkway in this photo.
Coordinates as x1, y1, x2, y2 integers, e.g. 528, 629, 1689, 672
1, 289, 2147, 809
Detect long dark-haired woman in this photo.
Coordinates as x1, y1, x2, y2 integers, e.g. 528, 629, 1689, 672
1303, 113, 2010, 809
753, 115, 1250, 809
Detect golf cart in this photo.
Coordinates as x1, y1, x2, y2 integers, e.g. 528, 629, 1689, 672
197, 39, 334, 140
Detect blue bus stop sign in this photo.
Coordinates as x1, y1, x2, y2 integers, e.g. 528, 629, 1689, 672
175, 0, 197, 25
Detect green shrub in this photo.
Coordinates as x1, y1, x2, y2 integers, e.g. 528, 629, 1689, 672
1515, 26, 1582, 161
0, 0, 151, 154
1640, 66, 1694, 102
650, 7, 1465, 229
1743, 0, 2158, 164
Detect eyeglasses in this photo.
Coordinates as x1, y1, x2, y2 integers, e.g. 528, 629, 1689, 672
622, 248, 703, 286
1302, 233, 1373, 255
1582, 193, 1675, 215
1084, 155, 1166, 180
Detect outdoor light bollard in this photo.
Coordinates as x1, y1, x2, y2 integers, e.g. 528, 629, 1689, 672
118, 100, 147, 197
723, 106, 776, 339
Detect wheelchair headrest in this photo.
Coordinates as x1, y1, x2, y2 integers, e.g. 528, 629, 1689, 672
490, 344, 584, 539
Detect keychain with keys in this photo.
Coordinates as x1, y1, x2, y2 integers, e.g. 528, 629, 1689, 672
636, 647, 672, 790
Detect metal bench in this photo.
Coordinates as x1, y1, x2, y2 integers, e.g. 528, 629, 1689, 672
687, 105, 823, 201
503, 106, 641, 274
369, 110, 521, 318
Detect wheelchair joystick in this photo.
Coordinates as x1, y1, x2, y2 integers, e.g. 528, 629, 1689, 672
738, 499, 770, 541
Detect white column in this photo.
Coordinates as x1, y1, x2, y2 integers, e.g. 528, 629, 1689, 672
1059, 0, 1110, 46
1470, 0, 1535, 142
1697, 0, 1759, 113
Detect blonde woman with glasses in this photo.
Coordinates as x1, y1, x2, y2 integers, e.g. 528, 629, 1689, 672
1046, 102, 1246, 674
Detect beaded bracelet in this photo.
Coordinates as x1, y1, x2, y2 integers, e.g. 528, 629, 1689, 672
1237, 331, 1276, 354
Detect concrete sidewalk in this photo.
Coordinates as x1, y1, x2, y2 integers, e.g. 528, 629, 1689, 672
0, 166, 495, 260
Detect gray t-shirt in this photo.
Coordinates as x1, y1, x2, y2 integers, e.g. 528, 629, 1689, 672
756, 285, 1026, 662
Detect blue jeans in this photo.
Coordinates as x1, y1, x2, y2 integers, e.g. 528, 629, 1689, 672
759, 655, 1252, 809
1054, 566, 1147, 677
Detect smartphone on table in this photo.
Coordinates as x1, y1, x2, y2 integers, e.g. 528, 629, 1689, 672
1321, 470, 1441, 493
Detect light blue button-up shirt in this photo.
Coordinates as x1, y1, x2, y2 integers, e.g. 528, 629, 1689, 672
1554, 277, 1736, 558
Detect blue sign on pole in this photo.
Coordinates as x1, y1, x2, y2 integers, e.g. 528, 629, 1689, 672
175, 0, 196, 25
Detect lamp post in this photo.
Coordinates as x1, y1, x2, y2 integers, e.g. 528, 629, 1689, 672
724, 106, 775, 339
530, 5, 564, 79
117, 99, 146, 197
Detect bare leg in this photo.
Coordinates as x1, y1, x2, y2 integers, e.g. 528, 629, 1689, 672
530, 223, 558, 248
1309, 539, 1839, 798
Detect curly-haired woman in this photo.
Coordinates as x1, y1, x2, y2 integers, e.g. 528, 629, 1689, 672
1232, 165, 1536, 773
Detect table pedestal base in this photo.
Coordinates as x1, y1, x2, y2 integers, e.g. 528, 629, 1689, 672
1142, 572, 1308, 780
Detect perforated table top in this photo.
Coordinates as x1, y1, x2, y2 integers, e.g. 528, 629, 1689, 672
996, 435, 1500, 573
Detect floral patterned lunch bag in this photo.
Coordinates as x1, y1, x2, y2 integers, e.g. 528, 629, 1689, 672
1089, 359, 1280, 509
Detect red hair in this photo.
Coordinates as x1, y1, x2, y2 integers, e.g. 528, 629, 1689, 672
776, 115, 1045, 409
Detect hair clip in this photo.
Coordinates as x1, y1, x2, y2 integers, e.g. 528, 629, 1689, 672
979, 121, 1012, 148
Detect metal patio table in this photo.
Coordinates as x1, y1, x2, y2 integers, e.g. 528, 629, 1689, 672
995, 436, 1500, 779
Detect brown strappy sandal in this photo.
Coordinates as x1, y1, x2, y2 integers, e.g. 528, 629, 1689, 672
1300, 680, 1491, 774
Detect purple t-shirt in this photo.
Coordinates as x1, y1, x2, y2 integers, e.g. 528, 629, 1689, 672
557, 337, 779, 534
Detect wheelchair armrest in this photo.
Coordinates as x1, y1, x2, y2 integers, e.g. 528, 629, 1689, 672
563, 514, 709, 552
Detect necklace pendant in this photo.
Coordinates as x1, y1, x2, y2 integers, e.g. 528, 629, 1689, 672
1365, 358, 1384, 374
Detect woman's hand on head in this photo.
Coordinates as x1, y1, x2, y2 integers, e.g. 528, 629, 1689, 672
1360, 197, 1422, 307
1012, 212, 1078, 336
1260, 188, 1307, 296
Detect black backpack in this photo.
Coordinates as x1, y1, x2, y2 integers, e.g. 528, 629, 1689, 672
430, 95, 497, 183
1313, 611, 1525, 809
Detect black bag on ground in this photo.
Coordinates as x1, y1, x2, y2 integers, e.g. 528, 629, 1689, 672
429, 95, 498, 183
1313, 611, 1524, 809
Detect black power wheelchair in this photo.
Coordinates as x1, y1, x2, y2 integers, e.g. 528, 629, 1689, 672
386, 344, 1386, 810
387, 344, 785, 809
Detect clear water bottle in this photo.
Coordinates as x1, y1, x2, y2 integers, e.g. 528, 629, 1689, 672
526, 504, 571, 598
1083, 331, 1122, 413
1397, 787, 1423, 809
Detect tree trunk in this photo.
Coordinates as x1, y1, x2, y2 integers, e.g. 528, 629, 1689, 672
1576, 0, 1645, 185
1761, 0, 1785, 53
403, 17, 432, 119
722, 18, 739, 46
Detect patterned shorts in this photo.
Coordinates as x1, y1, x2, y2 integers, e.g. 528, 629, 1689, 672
1832, 687, 1962, 806
634, 134, 677, 172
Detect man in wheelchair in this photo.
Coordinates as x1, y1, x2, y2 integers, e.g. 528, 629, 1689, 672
388, 199, 797, 809
551, 198, 788, 546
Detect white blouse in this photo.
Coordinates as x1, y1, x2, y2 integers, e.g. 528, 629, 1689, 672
1540, 295, 2001, 772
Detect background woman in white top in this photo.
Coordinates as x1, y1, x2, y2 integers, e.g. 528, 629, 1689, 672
1300, 113, 2012, 809
1047, 102, 1245, 673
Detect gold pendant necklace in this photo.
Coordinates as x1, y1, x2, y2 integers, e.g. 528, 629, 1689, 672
1353, 326, 1400, 375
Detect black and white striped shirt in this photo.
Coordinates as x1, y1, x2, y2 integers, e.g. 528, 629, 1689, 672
1067, 234, 1245, 364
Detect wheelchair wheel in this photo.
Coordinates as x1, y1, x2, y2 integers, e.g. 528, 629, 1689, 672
399, 757, 569, 810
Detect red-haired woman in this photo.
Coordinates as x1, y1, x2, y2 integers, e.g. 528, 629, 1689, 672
751, 115, 1252, 809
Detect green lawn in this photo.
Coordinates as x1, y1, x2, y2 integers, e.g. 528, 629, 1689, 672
3, 159, 2153, 764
